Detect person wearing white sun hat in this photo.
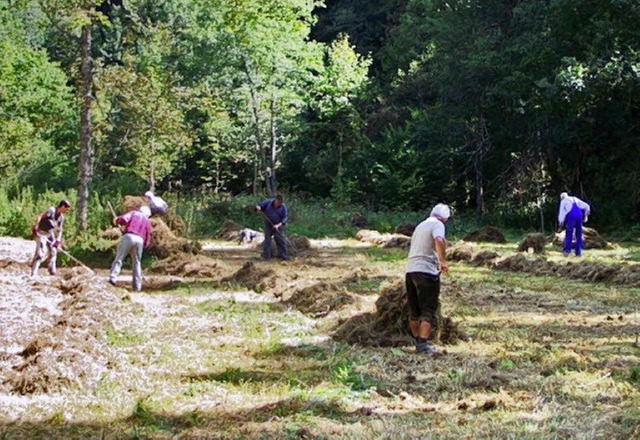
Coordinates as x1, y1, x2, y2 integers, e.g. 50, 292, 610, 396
405, 203, 451, 355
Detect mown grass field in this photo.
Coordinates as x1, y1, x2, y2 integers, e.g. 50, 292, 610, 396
2, 237, 639, 439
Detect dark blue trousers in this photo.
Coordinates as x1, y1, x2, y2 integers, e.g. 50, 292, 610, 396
263, 223, 288, 260
563, 203, 584, 256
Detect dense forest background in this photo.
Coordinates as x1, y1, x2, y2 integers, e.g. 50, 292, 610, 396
1, 0, 639, 232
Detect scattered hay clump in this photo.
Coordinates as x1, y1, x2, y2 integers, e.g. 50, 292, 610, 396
333, 279, 464, 346
463, 226, 506, 243
222, 261, 276, 292
553, 226, 612, 250
517, 233, 547, 254
4, 273, 125, 395
446, 242, 476, 262
216, 220, 244, 241
356, 229, 410, 248
382, 235, 411, 249
285, 282, 354, 316
150, 252, 225, 277
394, 223, 416, 237
470, 250, 501, 266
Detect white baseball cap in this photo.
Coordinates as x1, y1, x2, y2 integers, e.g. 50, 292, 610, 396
144, 191, 154, 198
431, 203, 451, 220
139, 206, 151, 218
560, 192, 568, 200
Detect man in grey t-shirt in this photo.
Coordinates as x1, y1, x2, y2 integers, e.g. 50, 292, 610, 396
405, 203, 450, 354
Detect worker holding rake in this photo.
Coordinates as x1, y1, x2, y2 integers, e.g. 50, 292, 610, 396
108, 205, 152, 291
30, 200, 72, 277
405, 203, 450, 355
256, 194, 289, 261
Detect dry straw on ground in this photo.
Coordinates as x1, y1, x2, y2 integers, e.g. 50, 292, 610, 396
333, 279, 464, 346
285, 281, 354, 315
517, 233, 547, 254
149, 252, 226, 277
463, 226, 507, 243
1, 268, 126, 395
552, 226, 612, 250
356, 229, 411, 249
493, 254, 640, 287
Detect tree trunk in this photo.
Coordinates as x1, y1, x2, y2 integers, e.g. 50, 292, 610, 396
76, 23, 93, 231
241, 55, 267, 195
149, 142, 156, 192
266, 94, 277, 196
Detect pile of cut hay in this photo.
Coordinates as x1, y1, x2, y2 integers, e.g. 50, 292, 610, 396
517, 233, 547, 254
286, 281, 354, 316
552, 226, 612, 250
463, 226, 506, 243
333, 279, 464, 346
149, 252, 225, 277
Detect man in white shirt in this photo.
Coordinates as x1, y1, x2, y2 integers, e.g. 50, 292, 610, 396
558, 192, 591, 257
144, 191, 168, 215
405, 203, 450, 355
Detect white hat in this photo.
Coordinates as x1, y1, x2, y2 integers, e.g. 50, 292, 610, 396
144, 191, 154, 198
139, 206, 151, 218
431, 203, 451, 220
560, 192, 568, 200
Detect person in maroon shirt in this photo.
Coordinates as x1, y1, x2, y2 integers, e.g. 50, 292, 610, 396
108, 206, 152, 291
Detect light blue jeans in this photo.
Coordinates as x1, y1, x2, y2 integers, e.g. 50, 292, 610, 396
109, 233, 144, 291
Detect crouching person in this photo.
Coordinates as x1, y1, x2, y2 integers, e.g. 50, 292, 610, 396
31, 200, 72, 276
109, 206, 152, 291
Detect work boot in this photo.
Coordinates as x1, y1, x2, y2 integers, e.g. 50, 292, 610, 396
415, 340, 438, 355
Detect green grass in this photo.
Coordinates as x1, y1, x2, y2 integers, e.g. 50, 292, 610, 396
4, 238, 640, 440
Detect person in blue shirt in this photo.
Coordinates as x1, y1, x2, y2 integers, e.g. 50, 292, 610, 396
256, 194, 289, 261
558, 192, 591, 257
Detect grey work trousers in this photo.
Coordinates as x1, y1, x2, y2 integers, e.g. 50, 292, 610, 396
31, 234, 57, 276
109, 233, 144, 291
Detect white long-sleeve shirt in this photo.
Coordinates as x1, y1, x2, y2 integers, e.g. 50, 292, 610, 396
558, 196, 590, 225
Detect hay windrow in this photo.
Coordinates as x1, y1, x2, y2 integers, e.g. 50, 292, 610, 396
463, 226, 506, 243
285, 282, 354, 315
1, 272, 126, 395
492, 254, 640, 287
150, 252, 225, 277
222, 262, 276, 291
